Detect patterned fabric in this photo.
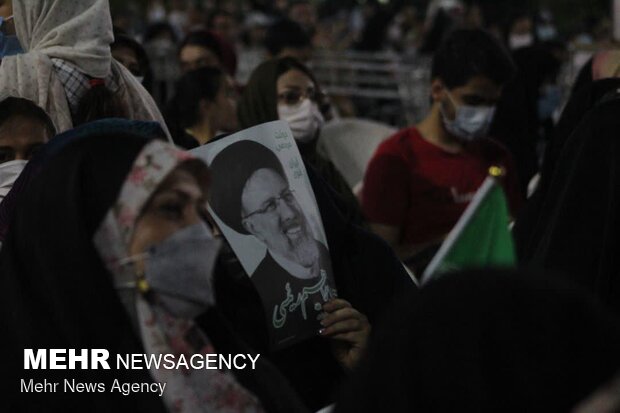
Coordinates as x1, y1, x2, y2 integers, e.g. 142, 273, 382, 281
51, 58, 121, 118
94, 140, 264, 413
0, 0, 171, 138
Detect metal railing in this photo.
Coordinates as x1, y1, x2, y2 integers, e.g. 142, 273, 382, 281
310, 50, 432, 126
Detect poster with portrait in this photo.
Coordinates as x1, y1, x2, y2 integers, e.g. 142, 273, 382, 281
191, 121, 337, 350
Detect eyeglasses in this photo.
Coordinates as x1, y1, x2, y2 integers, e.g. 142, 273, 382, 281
242, 189, 296, 219
277, 88, 325, 106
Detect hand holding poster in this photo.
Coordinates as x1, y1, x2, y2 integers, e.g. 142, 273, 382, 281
191, 121, 337, 350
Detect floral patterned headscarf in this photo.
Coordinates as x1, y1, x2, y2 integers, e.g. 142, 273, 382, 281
93, 140, 263, 413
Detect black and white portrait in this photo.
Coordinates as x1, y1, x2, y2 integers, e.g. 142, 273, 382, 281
192, 121, 337, 349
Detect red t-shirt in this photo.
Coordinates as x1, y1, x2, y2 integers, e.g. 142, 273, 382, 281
362, 127, 521, 246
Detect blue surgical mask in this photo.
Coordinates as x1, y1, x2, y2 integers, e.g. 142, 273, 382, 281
441, 90, 496, 141
537, 84, 561, 120
0, 15, 23, 58
117, 222, 222, 319
537, 25, 557, 42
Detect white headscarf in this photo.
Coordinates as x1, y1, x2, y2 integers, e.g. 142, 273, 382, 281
0, 0, 170, 138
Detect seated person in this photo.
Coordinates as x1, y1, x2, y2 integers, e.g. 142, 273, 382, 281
179, 30, 225, 74
167, 66, 239, 148
362, 29, 522, 270
0, 97, 55, 204
265, 19, 313, 63
207, 138, 415, 410
112, 32, 154, 92
239, 57, 364, 226
336, 269, 620, 412
1, 123, 305, 412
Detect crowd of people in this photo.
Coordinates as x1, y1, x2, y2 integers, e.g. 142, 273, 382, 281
2, 0, 620, 412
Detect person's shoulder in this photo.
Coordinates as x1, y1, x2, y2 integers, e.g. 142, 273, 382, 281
374, 126, 419, 158
477, 137, 513, 162
250, 253, 275, 284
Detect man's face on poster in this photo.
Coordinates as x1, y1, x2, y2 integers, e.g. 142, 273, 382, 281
241, 168, 319, 268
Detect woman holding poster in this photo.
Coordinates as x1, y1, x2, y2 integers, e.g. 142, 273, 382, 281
1, 121, 306, 413
195, 121, 414, 411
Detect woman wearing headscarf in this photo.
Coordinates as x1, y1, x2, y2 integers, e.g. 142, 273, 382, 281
514, 96, 620, 314
0, 0, 168, 134
238, 57, 364, 226
0, 118, 166, 244
514, 76, 620, 258
1, 122, 307, 412
337, 270, 620, 412
0, 96, 56, 207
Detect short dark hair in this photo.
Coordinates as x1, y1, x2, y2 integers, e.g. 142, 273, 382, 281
170, 66, 226, 129
112, 33, 154, 92
179, 30, 224, 62
431, 29, 516, 89
0, 97, 56, 137
265, 19, 311, 56
207, 9, 234, 28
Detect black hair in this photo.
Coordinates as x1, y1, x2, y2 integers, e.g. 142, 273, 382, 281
143, 22, 179, 44
275, 57, 319, 91
170, 66, 226, 130
74, 81, 129, 127
275, 57, 329, 114
179, 30, 224, 62
265, 19, 311, 56
207, 9, 234, 28
0, 97, 56, 137
431, 29, 517, 89
112, 33, 154, 93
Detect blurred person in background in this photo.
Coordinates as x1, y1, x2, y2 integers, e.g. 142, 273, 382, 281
536, 9, 558, 43
336, 270, 620, 412
167, 66, 239, 149
237, 11, 271, 85
239, 57, 364, 225
146, 0, 167, 24
362, 29, 521, 273
0, 97, 55, 205
1, 122, 306, 412
142, 21, 180, 107
207, 8, 240, 76
208, 9, 239, 46
112, 32, 154, 93
178, 29, 224, 73
507, 13, 535, 50
387, 5, 424, 56
288, 0, 318, 38
168, 0, 190, 38
419, 0, 464, 55
0, 120, 167, 246
512, 84, 620, 315
265, 19, 313, 63
0, 0, 168, 133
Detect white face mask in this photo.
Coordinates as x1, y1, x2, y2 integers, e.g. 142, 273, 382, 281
0, 160, 27, 203
441, 91, 496, 142
278, 98, 325, 143
509, 33, 534, 50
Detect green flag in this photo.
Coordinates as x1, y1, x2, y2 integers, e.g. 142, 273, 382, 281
421, 176, 516, 285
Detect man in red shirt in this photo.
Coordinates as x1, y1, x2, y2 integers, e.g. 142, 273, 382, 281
362, 29, 522, 268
